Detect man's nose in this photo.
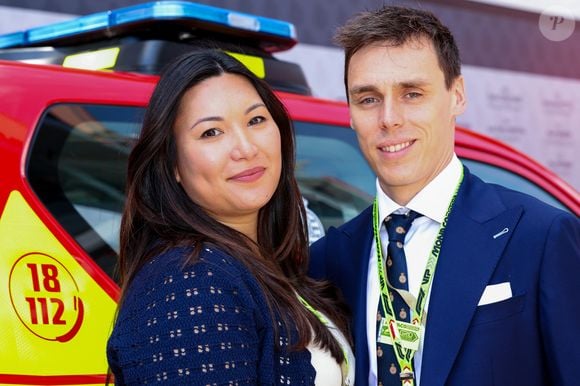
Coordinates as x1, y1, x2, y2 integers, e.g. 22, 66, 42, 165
380, 98, 403, 130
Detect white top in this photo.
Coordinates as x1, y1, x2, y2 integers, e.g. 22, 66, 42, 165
308, 312, 356, 386
303, 196, 326, 245
366, 155, 463, 386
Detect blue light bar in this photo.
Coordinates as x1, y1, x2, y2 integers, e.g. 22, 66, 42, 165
26, 11, 109, 44
0, 1, 296, 49
0, 31, 25, 49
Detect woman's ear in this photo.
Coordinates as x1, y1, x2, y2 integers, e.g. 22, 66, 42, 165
175, 168, 181, 183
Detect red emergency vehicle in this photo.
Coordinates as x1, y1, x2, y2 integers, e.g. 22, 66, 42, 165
0, 1, 577, 384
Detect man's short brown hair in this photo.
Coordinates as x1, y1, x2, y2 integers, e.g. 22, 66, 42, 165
335, 6, 461, 91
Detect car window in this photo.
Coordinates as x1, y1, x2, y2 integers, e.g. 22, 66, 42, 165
27, 104, 142, 280
461, 159, 568, 212
294, 121, 375, 229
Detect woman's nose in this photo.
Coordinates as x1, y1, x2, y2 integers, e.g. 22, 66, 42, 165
231, 129, 259, 160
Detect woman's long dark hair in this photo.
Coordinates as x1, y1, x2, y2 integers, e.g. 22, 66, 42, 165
118, 49, 350, 361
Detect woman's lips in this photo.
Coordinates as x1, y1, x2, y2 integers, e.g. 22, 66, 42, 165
229, 166, 266, 182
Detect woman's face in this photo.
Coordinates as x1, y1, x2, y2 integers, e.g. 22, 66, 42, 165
173, 73, 282, 235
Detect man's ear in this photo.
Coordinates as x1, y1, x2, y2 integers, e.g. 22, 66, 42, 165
451, 75, 467, 116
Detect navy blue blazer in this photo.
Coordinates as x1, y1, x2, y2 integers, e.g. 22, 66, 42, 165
310, 167, 580, 386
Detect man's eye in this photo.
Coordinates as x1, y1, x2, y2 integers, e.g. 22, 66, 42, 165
201, 128, 221, 138
359, 97, 378, 105
249, 116, 266, 126
405, 92, 422, 99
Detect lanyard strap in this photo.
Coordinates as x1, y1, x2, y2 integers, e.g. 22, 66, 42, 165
373, 168, 464, 385
298, 295, 351, 375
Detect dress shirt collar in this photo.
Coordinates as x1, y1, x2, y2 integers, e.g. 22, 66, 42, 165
376, 155, 463, 223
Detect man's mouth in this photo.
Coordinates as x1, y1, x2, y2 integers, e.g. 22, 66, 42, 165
380, 140, 413, 153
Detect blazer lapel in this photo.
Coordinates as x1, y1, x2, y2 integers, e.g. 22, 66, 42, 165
335, 206, 374, 383
341, 206, 374, 305
420, 170, 523, 385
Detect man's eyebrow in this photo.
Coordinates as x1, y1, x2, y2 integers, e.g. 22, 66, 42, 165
348, 85, 377, 97
349, 79, 431, 96
398, 79, 430, 88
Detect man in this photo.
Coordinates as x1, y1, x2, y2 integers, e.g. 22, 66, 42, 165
309, 6, 580, 386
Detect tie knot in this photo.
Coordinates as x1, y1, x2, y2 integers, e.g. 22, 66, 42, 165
384, 211, 421, 243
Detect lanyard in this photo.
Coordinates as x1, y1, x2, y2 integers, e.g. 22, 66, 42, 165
298, 295, 351, 379
373, 169, 463, 385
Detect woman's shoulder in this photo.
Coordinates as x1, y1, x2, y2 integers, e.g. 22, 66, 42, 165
139, 244, 251, 284
119, 245, 264, 315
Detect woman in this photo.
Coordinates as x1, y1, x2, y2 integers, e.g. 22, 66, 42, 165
107, 49, 354, 385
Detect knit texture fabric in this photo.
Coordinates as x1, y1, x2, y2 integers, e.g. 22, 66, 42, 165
107, 245, 317, 385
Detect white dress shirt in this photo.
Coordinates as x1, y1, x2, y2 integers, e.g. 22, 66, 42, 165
366, 155, 463, 386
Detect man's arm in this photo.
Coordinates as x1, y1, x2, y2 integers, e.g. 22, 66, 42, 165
539, 212, 580, 385
309, 234, 329, 280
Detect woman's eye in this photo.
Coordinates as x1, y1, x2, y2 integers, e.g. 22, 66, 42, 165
249, 116, 266, 126
200, 128, 221, 138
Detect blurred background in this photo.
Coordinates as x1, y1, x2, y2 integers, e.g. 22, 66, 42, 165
1, 0, 578, 190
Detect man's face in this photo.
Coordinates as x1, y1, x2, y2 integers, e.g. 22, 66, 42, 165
347, 38, 466, 205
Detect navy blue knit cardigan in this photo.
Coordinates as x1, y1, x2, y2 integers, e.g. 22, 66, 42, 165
107, 245, 318, 385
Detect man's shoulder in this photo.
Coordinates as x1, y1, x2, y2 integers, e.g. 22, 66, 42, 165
309, 205, 372, 262
466, 169, 575, 221
332, 204, 374, 235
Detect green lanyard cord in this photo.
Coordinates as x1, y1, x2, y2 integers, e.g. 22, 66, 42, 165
298, 295, 350, 374
373, 168, 464, 385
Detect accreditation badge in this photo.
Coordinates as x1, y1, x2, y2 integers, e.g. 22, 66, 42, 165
377, 318, 422, 351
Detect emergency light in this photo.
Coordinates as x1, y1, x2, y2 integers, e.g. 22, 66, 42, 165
0, 1, 296, 50
0, 1, 310, 95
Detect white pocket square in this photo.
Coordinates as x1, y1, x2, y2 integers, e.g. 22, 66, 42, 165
478, 282, 512, 306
